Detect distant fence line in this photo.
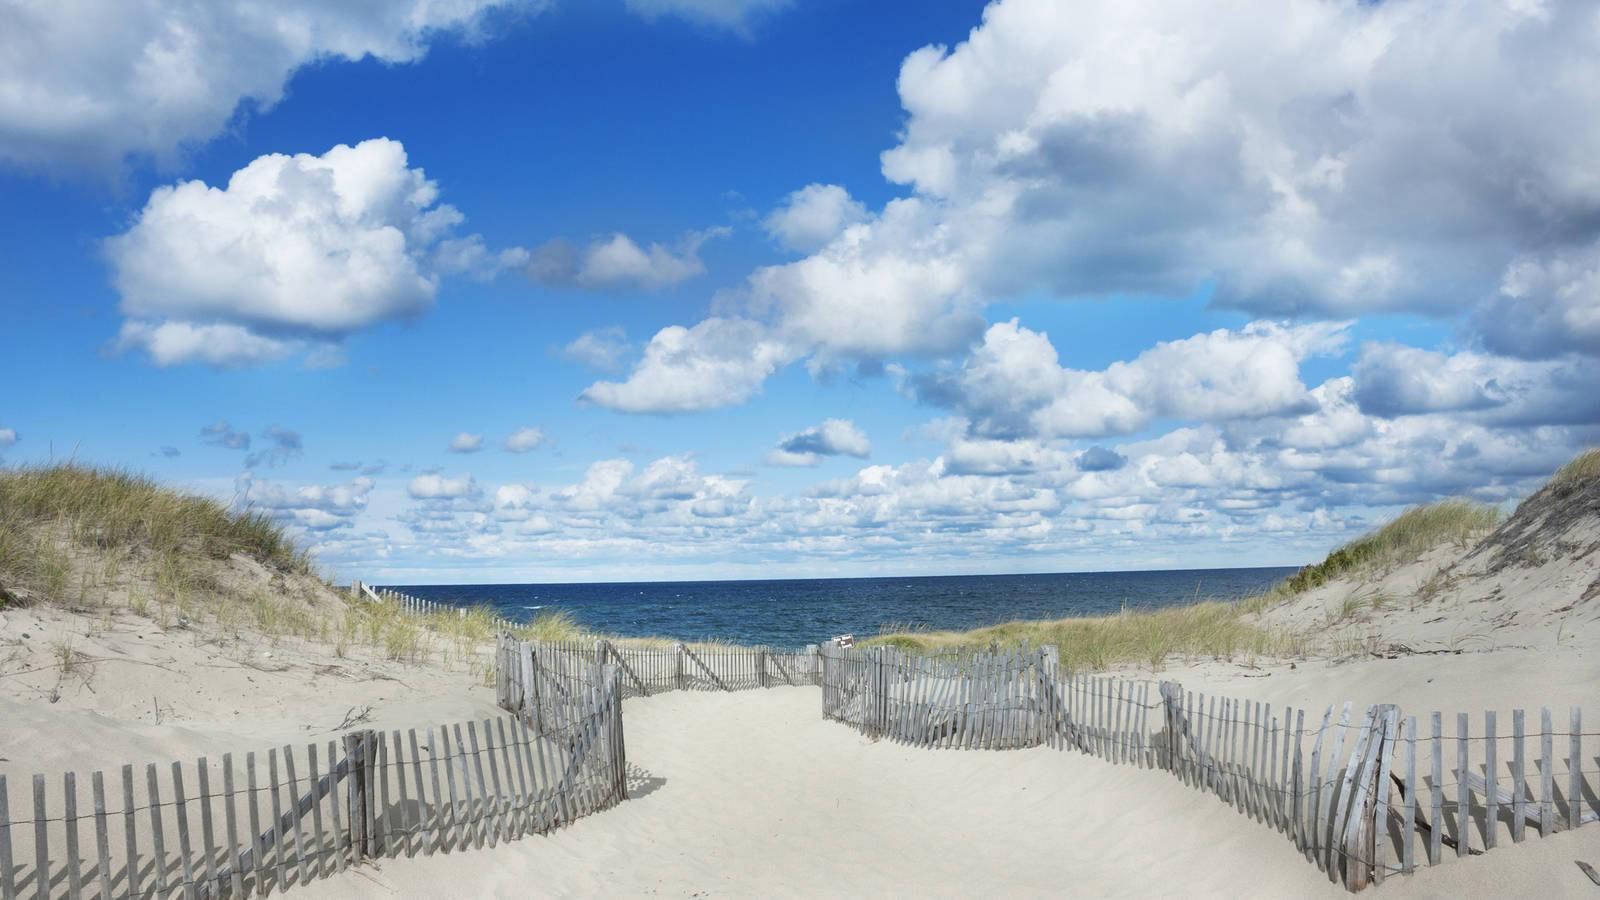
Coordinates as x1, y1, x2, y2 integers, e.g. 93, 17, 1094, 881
0, 655, 624, 899
818, 643, 1598, 893
496, 635, 820, 707
353, 582, 522, 634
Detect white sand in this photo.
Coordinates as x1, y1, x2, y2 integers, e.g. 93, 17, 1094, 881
0, 602, 494, 778
291, 686, 1600, 899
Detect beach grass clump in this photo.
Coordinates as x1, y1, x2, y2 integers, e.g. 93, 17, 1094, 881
0, 464, 311, 614
0, 464, 305, 576
1551, 447, 1600, 487
864, 601, 1306, 671
512, 608, 589, 643
1272, 498, 1499, 597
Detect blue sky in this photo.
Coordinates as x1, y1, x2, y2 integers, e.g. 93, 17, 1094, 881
2, 0, 1598, 584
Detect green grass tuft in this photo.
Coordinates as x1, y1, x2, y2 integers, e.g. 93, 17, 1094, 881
1273, 499, 1499, 597
1552, 447, 1600, 487
863, 601, 1306, 672
0, 464, 306, 593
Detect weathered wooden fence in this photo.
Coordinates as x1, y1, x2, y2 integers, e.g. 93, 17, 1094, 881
497, 635, 820, 701
0, 660, 624, 899
819, 644, 1598, 892
354, 583, 521, 634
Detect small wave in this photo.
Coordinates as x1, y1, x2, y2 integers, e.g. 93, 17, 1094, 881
523, 605, 544, 610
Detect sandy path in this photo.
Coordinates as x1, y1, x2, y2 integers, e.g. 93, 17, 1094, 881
295, 687, 1598, 899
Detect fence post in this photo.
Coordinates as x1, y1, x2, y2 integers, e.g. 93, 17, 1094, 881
806, 644, 819, 685
875, 648, 887, 738
1161, 682, 1182, 773
1038, 645, 1058, 748
523, 642, 542, 734
594, 640, 606, 668
758, 647, 769, 689
674, 644, 685, 691
343, 729, 380, 862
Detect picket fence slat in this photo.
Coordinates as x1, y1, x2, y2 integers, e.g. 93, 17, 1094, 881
63, 772, 81, 900
197, 759, 219, 897
171, 762, 196, 900
1485, 711, 1498, 850
307, 746, 328, 878
1539, 708, 1554, 837
1512, 709, 1526, 844
222, 754, 243, 897
119, 766, 137, 900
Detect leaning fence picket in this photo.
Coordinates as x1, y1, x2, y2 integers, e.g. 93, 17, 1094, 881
119, 766, 138, 900
90, 772, 111, 900
1511, 709, 1525, 844
306, 746, 328, 878
1456, 713, 1470, 858
1400, 715, 1416, 874
1570, 707, 1582, 831
0, 775, 13, 900
245, 753, 263, 894
221, 754, 243, 895
327, 740, 347, 875
197, 759, 220, 897
64, 772, 81, 900
1429, 713, 1442, 865
1539, 708, 1554, 837
171, 762, 197, 900
1485, 711, 1498, 850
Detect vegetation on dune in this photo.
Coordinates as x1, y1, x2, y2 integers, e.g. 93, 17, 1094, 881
1266, 498, 1499, 599
867, 497, 1507, 670
864, 601, 1306, 671
1551, 447, 1600, 488
0, 464, 500, 678
505, 608, 759, 651
0, 464, 306, 578
512, 608, 588, 643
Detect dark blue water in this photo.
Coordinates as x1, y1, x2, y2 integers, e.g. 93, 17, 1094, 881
387, 567, 1296, 649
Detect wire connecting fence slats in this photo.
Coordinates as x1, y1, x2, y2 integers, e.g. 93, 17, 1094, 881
0, 651, 624, 899
817, 643, 1597, 893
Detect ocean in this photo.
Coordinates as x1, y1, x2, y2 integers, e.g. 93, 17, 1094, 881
387, 566, 1297, 649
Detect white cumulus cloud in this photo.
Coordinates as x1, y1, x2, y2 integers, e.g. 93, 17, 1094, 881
504, 427, 547, 453
763, 184, 868, 253
448, 433, 485, 454
917, 319, 1348, 440
408, 474, 479, 500
106, 138, 513, 368
560, 327, 631, 373
767, 419, 871, 466
595, 0, 1600, 407
237, 474, 373, 532
0, 0, 541, 174
527, 227, 729, 291
580, 318, 796, 413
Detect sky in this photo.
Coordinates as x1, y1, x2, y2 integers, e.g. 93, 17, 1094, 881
2, 0, 1599, 584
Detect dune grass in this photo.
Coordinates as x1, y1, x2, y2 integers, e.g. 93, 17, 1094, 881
865, 601, 1307, 671
0, 464, 507, 674
1551, 447, 1600, 487
867, 498, 1504, 670
1265, 498, 1499, 598
0, 464, 306, 578
511, 608, 588, 643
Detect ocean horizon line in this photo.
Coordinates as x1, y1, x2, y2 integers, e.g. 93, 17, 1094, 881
377, 562, 1302, 590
